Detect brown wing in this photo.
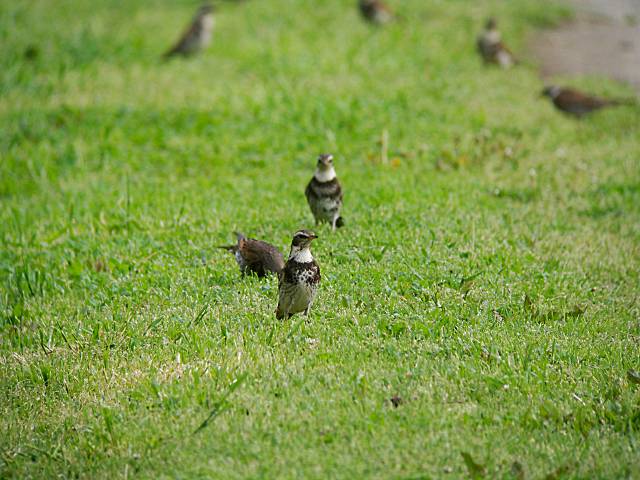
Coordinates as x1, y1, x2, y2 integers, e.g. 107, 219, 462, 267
555, 88, 609, 115
476, 36, 487, 57
304, 178, 314, 203
561, 89, 607, 107
164, 17, 202, 58
239, 239, 285, 276
335, 178, 344, 202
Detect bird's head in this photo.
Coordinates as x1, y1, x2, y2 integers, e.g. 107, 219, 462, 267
198, 3, 215, 15
541, 85, 561, 99
316, 153, 334, 171
485, 18, 497, 30
291, 230, 318, 249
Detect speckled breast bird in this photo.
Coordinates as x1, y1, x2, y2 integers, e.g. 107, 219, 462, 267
218, 232, 284, 277
541, 86, 632, 117
305, 154, 344, 231
477, 18, 516, 68
359, 0, 394, 25
276, 230, 320, 320
163, 4, 215, 58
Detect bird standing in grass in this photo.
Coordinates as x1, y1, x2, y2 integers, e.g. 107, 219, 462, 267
358, 0, 394, 25
218, 232, 284, 277
541, 86, 633, 118
305, 154, 344, 231
477, 18, 516, 68
163, 4, 215, 58
276, 230, 320, 320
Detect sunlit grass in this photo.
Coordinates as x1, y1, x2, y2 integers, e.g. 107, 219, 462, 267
1, 0, 639, 478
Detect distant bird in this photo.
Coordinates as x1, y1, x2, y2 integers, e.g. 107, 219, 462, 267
541, 86, 633, 117
163, 4, 215, 59
305, 154, 344, 231
477, 18, 516, 68
359, 0, 394, 25
218, 232, 284, 277
276, 230, 320, 320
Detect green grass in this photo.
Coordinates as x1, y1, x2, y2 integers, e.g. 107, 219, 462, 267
1, 0, 639, 478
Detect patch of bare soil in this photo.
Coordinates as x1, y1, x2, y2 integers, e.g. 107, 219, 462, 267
529, 0, 640, 93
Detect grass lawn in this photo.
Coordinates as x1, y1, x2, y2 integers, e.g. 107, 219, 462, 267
1, 0, 639, 478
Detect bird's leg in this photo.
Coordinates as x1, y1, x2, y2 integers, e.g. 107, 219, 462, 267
304, 299, 314, 316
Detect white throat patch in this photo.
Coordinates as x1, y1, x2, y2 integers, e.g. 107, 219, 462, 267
485, 30, 501, 44
202, 14, 215, 30
314, 167, 336, 183
290, 247, 313, 263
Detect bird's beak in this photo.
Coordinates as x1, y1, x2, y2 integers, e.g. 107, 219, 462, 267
311, 233, 318, 240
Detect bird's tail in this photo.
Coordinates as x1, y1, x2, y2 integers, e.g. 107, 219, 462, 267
161, 48, 177, 61
610, 97, 638, 107
217, 231, 245, 251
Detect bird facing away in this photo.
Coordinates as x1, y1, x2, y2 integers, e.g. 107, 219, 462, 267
163, 4, 215, 58
218, 232, 285, 277
477, 18, 516, 68
541, 86, 632, 118
276, 230, 320, 320
305, 154, 344, 231
358, 0, 394, 25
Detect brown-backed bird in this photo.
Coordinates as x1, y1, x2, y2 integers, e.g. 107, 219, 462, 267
359, 0, 394, 25
164, 4, 215, 58
541, 85, 633, 117
276, 230, 320, 320
218, 232, 284, 277
305, 154, 344, 231
477, 18, 516, 68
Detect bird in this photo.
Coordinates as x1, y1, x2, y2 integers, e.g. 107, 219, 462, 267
541, 86, 633, 117
358, 0, 394, 25
163, 4, 215, 59
276, 230, 321, 320
305, 154, 344, 231
218, 232, 284, 277
477, 18, 517, 68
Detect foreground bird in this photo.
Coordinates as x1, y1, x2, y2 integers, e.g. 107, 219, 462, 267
305, 154, 344, 230
358, 0, 394, 25
541, 86, 632, 117
218, 232, 284, 277
276, 230, 320, 320
163, 4, 215, 59
477, 18, 516, 68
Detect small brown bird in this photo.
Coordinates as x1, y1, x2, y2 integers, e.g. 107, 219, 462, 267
305, 154, 344, 231
218, 232, 284, 277
477, 18, 516, 68
276, 230, 320, 320
359, 0, 394, 25
163, 4, 215, 59
541, 86, 633, 117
